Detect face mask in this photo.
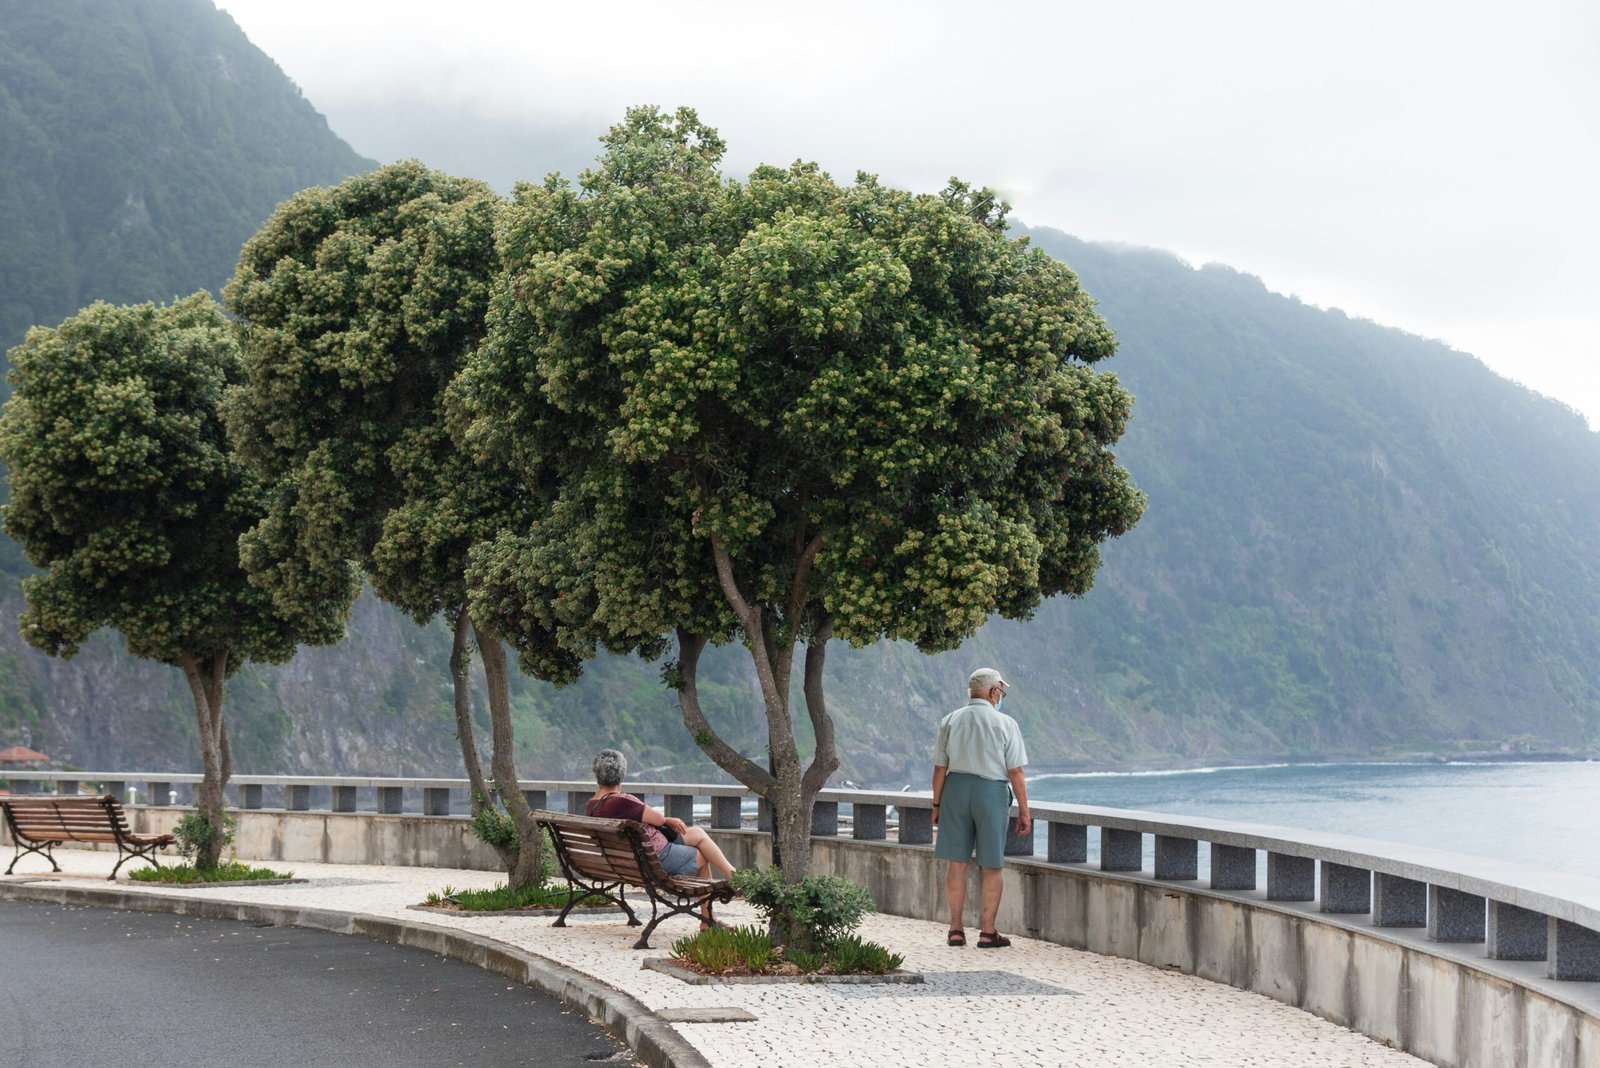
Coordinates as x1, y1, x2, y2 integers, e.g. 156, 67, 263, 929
994, 694, 1004, 709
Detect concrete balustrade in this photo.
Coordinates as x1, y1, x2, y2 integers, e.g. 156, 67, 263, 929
6, 769, 1600, 1066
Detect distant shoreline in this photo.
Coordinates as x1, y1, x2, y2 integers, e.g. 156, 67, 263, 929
1018, 750, 1600, 783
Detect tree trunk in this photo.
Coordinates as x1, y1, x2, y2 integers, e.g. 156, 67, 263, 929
179, 650, 231, 871
682, 532, 836, 886
450, 607, 521, 881
471, 617, 541, 890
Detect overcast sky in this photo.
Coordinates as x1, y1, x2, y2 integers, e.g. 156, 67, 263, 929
217, 0, 1600, 427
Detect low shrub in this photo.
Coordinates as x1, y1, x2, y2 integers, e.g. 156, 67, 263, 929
730, 866, 874, 950
423, 881, 604, 911
825, 934, 904, 975
129, 862, 290, 884
172, 811, 236, 865
671, 925, 776, 972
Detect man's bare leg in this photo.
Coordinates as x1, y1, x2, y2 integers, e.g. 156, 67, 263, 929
945, 860, 969, 931
979, 866, 1004, 934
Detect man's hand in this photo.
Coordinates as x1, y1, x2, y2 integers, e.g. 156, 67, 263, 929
1014, 809, 1031, 837
932, 804, 939, 828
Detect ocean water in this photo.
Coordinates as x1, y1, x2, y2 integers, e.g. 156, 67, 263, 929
1024, 760, 1600, 879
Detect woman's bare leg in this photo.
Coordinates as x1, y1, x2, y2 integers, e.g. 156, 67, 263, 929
681, 826, 735, 878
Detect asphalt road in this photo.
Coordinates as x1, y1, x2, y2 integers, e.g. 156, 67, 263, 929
0, 900, 638, 1067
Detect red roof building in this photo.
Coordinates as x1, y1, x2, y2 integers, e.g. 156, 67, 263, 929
0, 745, 49, 768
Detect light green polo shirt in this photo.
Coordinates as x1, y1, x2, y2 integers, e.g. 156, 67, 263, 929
933, 698, 1028, 781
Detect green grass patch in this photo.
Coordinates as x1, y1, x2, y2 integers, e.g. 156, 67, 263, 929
129, 862, 292, 884
423, 882, 609, 912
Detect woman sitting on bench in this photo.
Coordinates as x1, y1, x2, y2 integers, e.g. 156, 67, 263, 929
586, 749, 737, 888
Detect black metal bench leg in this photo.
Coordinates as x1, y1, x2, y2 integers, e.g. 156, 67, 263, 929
110, 844, 157, 880
6, 840, 60, 875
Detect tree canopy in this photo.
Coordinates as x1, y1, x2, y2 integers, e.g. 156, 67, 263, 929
1, 294, 297, 667
0, 292, 304, 865
451, 107, 1145, 877
223, 160, 548, 884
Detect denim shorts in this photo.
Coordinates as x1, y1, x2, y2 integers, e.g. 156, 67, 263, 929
933, 772, 1011, 869
658, 841, 699, 876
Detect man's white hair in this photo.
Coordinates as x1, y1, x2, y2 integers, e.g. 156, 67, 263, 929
968, 667, 1009, 696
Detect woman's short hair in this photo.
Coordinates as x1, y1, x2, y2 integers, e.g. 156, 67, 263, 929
593, 748, 627, 787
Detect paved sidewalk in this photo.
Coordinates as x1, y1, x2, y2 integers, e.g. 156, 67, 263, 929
2, 850, 1424, 1068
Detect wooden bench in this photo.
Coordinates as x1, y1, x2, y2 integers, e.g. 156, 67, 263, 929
533, 809, 734, 949
2, 795, 176, 879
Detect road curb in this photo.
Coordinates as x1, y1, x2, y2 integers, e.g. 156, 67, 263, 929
0, 880, 710, 1068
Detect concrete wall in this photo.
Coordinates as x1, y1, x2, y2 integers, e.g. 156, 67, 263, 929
14, 808, 1598, 1068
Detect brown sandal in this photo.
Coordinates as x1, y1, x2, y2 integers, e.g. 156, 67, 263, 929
947, 928, 966, 946
976, 931, 1011, 949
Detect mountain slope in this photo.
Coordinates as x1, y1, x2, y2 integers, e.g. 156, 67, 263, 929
0, 0, 373, 358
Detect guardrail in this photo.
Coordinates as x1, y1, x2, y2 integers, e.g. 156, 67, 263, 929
6, 769, 1598, 982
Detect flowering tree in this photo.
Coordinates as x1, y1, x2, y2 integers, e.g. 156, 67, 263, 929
0, 294, 306, 868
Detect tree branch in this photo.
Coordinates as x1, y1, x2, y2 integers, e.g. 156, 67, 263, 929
450, 606, 494, 818
800, 615, 839, 797
675, 627, 774, 792
709, 534, 792, 766
709, 533, 758, 629
785, 531, 825, 632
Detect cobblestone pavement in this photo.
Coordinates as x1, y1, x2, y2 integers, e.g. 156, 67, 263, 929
9, 850, 1424, 1068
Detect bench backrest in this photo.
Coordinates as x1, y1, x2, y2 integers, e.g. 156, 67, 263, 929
534, 810, 673, 887
1, 795, 130, 843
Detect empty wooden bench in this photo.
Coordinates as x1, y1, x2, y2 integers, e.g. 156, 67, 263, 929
533, 809, 734, 949
1, 795, 175, 879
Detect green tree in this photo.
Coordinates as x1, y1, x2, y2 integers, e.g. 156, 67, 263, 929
0, 294, 305, 868
223, 161, 555, 888
451, 108, 1145, 881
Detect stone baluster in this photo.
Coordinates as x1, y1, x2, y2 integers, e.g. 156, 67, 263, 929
1267, 853, 1314, 901
423, 788, 450, 817
852, 803, 887, 841
1319, 861, 1371, 914
664, 793, 695, 825
1100, 828, 1142, 872
1154, 835, 1197, 880
1209, 844, 1256, 891
898, 805, 933, 845
1487, 901, 1547, 961
711, 796, 743, 830
1373, 873, 1426, 927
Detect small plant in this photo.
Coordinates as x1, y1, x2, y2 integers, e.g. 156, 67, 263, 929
782, 947, 825, 974
826, 935, 903, 975
172, 811, 236, 867
467, 794, 555, 882
670, 925, 776, 973
731, 866, 875, 951
469, 803, 519, 854
129, 862, 290, 884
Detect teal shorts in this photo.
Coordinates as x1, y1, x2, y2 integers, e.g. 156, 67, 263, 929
933, 772, 1011, 869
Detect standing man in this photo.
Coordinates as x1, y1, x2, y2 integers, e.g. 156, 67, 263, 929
932, 667, 1031, 948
